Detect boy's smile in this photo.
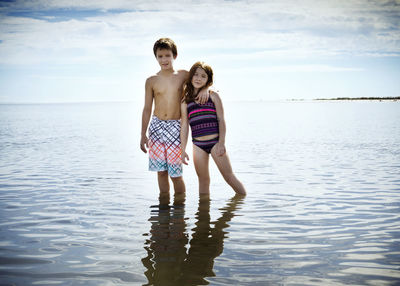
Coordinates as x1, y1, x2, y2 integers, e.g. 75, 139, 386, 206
156, 48, 175, 70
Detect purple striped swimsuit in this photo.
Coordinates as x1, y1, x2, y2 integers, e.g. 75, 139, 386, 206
187, 98, 219, 153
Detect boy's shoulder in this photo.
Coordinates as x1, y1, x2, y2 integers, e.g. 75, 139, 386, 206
145, 73, 159, 86
176, 69, 189, 78
146, 69, 187, 80
146, 73, 158, 80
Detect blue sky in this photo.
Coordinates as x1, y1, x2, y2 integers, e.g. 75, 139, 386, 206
0, 0, 399, 103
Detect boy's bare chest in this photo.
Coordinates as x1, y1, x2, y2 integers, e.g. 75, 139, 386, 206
153, 76, 184, 97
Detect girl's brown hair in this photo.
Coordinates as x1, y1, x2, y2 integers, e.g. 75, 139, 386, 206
182, 62, 213, 103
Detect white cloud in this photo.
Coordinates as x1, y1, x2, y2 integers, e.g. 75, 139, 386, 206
1, 0, 399, 61
0, 0, 398, 102
219, 65, 364, 74
1, 1, 399, 63
1, 1, 400, 57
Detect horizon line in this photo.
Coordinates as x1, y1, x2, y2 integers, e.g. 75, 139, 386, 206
1, 96, 399, 105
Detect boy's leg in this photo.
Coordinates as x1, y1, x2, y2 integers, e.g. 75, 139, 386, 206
193, 145, 211, 194
165, 119, 185, 193
159, 191, 170, 206
173, 191, 186, 206
210, 149, 246, 195
158, 171, 170, 194
149, 117, 169, 185
170, 176, 185, 194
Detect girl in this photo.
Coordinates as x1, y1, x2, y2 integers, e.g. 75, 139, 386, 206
180, 62, 246, 195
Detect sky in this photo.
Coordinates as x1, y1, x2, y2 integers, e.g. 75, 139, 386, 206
0, 0, 399, 103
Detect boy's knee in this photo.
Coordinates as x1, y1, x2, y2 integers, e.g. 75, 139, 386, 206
170, 176, 183, 182
158, 171, 169, 181
158, 171, 168, 177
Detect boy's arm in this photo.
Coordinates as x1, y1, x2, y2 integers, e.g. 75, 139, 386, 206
211, 92, 226, 156
196, 87, 210, 104
140, 78, 153, 153
180, 101, 190, 165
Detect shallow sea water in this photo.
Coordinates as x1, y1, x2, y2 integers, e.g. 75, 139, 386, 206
0, 101, 399, 285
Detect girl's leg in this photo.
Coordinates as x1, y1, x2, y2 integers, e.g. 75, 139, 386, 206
193, 144, 211, 194
157, 171, 170, 194
210, 149, 246, 195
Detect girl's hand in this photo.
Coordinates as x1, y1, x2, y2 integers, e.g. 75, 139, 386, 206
182, 151, 190, 165
215, 142, 226, 157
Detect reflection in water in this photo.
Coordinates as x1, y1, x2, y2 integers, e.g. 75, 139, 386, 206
142, 194, 245, 286
142, 193, 188, 285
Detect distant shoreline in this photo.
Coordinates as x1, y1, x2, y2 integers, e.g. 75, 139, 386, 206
314, 97, 400, 101
1, 98, 399, 105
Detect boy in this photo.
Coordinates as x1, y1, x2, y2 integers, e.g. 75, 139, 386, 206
140, 38, 208, 194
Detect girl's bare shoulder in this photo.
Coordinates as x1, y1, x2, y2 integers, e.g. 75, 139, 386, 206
210, 91, 221, 103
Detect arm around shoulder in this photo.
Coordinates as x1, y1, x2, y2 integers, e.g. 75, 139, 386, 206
179, 69, 189, 80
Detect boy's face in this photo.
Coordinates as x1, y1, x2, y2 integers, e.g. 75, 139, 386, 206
156, 48, 175, 70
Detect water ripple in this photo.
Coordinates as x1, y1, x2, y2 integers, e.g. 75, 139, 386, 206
1, 102, 400, 285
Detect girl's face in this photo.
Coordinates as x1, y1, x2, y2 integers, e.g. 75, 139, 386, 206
192, 67, 208, 90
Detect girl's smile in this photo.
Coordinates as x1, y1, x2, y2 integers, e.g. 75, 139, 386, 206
192, 68, 208, 91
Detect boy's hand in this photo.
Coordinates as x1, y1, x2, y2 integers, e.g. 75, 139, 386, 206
182, 151, 189, 165
215, 142, 226, 157
140, 135, 148, 153
196, 88, 210, 104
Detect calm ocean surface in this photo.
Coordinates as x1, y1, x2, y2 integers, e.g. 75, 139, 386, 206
0, 101, 399, 286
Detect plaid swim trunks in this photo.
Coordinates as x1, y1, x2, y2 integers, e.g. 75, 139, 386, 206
148, 116, 182, 177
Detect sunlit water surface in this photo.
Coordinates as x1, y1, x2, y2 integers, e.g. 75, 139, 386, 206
0, 101, 399, 285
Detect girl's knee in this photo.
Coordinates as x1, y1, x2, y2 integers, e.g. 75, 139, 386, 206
197, 174, 210, 183
223, 173, 236, 184
198, 176, 210, 191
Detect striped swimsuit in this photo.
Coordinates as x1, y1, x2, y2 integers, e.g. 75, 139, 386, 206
187, 97, 219, 154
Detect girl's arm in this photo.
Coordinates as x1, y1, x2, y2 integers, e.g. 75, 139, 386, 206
211, 92, 227, 157
180, 101, 190, 165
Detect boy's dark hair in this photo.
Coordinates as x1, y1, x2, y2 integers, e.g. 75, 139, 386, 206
153, 38, 178, 58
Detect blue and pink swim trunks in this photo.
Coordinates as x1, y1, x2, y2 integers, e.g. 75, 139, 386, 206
148, 116, 183, 177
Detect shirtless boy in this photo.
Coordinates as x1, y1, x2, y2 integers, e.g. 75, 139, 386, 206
140, 38, 207, 194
